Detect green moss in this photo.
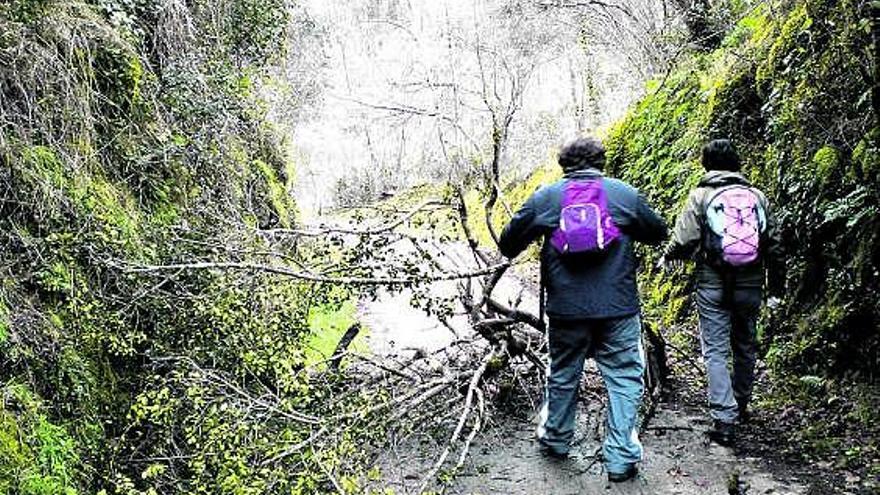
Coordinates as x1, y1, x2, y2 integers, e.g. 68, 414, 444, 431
15, 145, 144, 251
22, 419, 79, 495
852, 128, 880, 179
254, 158, 293, 228
20, 145, 65, 189
756, 4, 811, 84
79, 173, 143, 249
94, 43, 149, 112
0, 297, 8, 345
125, 55, 144, 104
601, 0, 877, 392
0, 409, 31, 493
812, 145, 840, 184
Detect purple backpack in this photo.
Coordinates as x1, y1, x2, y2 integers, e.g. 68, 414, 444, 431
550, 180, 621, 254
704, 186, 766, 266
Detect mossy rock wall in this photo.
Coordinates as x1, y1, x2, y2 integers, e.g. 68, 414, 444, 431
604, 0, 878, 381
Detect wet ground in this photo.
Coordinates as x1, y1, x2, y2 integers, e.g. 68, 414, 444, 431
370, 371, 812, 495
355, 239, 829, 494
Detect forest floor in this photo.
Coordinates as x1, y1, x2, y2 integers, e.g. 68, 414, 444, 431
350, 237, 866, 494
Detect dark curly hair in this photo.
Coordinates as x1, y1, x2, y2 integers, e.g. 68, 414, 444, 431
701, 139, 741, 172
558, 137, 606, 172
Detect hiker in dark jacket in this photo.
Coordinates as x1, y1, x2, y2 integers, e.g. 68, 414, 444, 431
499, 137, 667, 483
661, 139, 784, 446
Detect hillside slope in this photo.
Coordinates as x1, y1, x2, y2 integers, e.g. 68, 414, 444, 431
0, 1, 370, 493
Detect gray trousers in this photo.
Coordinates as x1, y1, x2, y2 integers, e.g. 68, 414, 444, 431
696, 286, 761, 424
537, 314, 644, 473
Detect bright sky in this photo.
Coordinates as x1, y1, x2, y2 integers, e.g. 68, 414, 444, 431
293, 0, 648, 214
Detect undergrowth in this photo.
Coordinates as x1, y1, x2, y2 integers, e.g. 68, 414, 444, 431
0, 1, 379, 493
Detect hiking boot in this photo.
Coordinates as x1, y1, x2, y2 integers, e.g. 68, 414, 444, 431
737, 403, 751, 424
608, 465, 638, 483
538, 441, 569, 460
708, 420, 735, 447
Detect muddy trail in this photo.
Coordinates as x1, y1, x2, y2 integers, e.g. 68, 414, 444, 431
374, 393, 810, 494
345, 236, 841, 494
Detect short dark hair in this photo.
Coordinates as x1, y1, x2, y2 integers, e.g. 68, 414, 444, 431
559, 137, 606, 172
701, 139, 741, 172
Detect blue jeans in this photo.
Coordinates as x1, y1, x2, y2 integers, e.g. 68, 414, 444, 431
537, 314, 644, 474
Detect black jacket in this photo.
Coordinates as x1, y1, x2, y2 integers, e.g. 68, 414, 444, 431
499, 169, 668, 320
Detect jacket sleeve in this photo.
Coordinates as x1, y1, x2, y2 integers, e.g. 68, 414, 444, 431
664, 189, 704, 260
625, 193, 669, 245
498, 191, 546, 259
761, 196, 786, 297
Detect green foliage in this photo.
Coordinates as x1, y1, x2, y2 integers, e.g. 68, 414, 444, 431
601, 0, 878, 471
0, 384, 80, 495
1, 0, 52, 23
811, 146, 840, 184
0, 296, 9, 346
0, 1, 361, 494
220, 0, 290, 64
253, 158, 294, 228
606, 0, 879, 380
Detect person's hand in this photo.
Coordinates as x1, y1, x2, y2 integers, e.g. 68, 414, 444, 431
766, 296, 782, 309
656, 255, 683, 271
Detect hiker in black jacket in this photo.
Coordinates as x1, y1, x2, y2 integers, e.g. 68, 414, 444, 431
499, 137, 667, 482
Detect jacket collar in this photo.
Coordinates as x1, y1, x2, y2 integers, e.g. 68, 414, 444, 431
699, 170, 750, 187
564, 168, 604, 180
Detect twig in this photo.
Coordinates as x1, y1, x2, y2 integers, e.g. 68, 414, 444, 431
663, 339, 703, 377
348, 352, 422, 383
314, 455, 345, 495
486, 297, 545, 332
645, 425, 694, 432
455, 387, 485, 471
417, 344, 502, 493
262, 426, 328, 466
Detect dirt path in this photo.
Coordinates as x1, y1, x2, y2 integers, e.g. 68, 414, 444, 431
370, 369, 811, 495
355, 238, 815, 494
444, 403, 806, 494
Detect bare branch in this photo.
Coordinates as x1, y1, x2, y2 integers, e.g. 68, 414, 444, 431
262, 199, 448, 238
533, 0, 635, 19
417, 344, 503, 493
121, 260, 512, 286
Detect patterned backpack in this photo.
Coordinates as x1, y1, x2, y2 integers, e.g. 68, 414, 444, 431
703, 185, 767, 266
550, 180, 621, 254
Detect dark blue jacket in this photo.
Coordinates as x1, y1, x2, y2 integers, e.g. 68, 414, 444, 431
499, 169, 668, 321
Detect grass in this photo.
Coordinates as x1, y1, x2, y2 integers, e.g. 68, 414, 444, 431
304, 300, 368, 367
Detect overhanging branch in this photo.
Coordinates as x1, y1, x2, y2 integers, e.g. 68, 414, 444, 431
121, 260, 511, 286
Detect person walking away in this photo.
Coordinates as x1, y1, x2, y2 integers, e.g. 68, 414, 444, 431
660, 139, 784, 446
499, 137, 668, 483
